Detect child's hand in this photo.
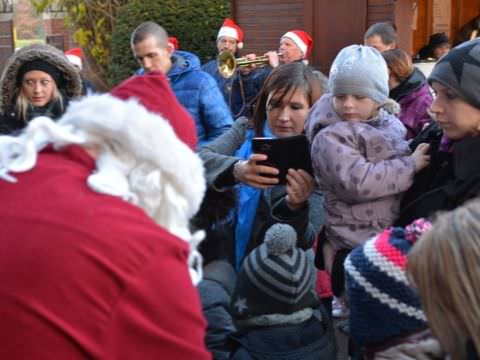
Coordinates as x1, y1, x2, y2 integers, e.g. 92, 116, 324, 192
412, 143, 430, 172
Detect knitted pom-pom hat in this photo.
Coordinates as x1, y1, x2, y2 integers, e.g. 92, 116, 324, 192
345, 219, 432, 346
231, 224, 319, 327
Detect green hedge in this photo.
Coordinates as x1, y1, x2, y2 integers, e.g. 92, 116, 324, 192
108, 0, 230, 86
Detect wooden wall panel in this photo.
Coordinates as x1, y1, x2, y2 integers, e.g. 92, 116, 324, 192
232, 0, 304, 56
455, 0, 480, 32
395, 0, 415, 53
367, 0, 396, 25
309, 0, 367, 74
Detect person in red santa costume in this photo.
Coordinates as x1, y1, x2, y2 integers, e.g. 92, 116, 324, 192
0, 71, 211, 359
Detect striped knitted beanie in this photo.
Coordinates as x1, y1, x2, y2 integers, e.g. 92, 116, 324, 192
231, 224, 319, 321
345, 220, 431, 346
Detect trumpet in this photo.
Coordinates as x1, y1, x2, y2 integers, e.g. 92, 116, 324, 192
217, 50, 282, 79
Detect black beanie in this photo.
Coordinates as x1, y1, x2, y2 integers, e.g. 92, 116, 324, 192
428, 32, 449, 48
17, 59, 63, 87
429, 38, 480, 109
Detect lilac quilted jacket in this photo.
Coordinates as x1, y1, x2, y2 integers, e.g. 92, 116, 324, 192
305, 95, 416, 250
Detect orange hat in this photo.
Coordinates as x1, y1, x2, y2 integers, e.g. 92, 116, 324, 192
217, 18, 244, 49
282, 30, 313, 60
168, 37, 179, 51
64, 48, 83, 70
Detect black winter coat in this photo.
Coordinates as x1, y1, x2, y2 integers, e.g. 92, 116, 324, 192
397, 125, 480, 226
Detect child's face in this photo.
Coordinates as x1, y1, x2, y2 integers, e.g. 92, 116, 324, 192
431, 82, 480, 140
332, 94, 379, 122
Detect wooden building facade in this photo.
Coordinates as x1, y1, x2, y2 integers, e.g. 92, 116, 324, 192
232, 0, 480, 73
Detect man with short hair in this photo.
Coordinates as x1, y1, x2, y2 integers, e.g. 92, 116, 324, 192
364, 22, 398, 52
131, 21, 232, 147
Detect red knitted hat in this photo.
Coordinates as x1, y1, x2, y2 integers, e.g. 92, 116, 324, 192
282, 30, 313, 60
217, 18, 244, 49
110, 72, 197, 150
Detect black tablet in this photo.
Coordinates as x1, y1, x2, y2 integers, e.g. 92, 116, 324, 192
252, 135, 313, 185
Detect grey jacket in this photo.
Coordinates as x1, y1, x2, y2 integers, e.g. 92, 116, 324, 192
199, 117, 322, 262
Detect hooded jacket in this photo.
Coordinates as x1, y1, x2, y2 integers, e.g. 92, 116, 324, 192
305, 94, 415, 250
0, 44, 82, 133
168, 50, 233, 147
389, 68, 433, 139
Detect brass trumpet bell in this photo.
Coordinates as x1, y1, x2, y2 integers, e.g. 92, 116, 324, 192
217, 50, 278, 79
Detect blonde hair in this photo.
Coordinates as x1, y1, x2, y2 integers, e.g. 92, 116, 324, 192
408, 200, 480, 359
16, 82, 63, 124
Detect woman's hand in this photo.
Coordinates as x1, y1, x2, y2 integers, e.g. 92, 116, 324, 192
233, 153, 279, 189
286, 169, 315, 210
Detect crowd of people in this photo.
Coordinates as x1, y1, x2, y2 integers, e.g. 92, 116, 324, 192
0, 13, 479, 360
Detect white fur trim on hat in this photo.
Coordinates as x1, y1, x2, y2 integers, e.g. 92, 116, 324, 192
282, 31, 307, 57
66, 54, 82, 70
217, 27, 243, 49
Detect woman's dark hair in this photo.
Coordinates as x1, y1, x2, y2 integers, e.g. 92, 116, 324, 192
382, 48, 414, 83
251, 62, 321, 136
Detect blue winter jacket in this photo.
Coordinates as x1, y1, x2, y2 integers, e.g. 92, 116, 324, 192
169, 51, 232, 147
137, 50, 233, 147
201, 59, 233, 106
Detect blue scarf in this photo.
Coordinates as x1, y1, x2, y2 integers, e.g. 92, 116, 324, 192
234, 122, 275, 269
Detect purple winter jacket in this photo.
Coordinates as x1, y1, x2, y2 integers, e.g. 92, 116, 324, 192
305, 94, 416, 250
391, 68, 433, 140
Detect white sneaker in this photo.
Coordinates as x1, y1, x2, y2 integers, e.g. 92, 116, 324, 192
332, 296, 349, 318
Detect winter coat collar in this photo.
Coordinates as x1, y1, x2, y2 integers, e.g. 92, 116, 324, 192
389, 68, 427, 102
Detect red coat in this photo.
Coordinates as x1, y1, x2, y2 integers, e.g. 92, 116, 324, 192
0, 145, 211, 359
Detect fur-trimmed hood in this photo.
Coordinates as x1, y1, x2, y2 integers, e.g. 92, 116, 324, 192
0, 44, 82, 111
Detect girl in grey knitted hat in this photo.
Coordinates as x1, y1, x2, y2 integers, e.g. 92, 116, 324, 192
305, 44, 430, 317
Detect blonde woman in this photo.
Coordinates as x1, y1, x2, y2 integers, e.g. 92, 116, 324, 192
408, 199, 480, 359
0, 44, 82, 134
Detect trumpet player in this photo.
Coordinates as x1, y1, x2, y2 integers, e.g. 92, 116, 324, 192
264, 30, 314, 67
202, 18, 244, 105
229, 29, 323, 118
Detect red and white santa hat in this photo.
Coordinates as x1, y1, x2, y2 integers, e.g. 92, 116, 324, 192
281, 30, 313, 60
168, 36, 179, 51
217, 18, 244, 49
64, 47, 83, 70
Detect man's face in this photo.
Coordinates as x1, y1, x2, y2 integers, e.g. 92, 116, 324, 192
279, 37, 304, 64
365, 35, 395, 52
133, 35, 173, 74
217, 36, 238, 53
